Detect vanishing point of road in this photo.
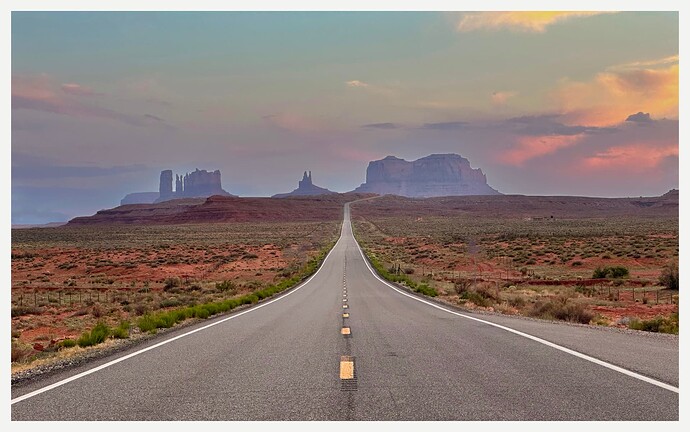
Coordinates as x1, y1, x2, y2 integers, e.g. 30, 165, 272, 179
12, 203, 678, 420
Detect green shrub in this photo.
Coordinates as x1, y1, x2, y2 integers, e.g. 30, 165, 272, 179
415, 283, 438, 297
112, 321, 130, 339
593, 266, 629, 279
137, 314, 158, 333
58, 339, 77, 349
77, 322, 110, 347
629, 313, 678, 334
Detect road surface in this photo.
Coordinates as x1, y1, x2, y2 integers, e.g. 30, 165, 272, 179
11, 203, 678, 420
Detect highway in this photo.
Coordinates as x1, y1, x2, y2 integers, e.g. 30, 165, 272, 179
11, 203, 678, 420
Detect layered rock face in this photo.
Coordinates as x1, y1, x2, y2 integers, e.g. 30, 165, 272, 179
272, 171, 336, 198
154, 168, 233, 203
353, 154, 500, 197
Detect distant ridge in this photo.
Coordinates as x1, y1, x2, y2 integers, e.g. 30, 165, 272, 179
67, 194, 375, 225
12, 222, 67, 229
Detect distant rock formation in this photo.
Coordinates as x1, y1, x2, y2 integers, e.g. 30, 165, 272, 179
159, 170, 174, 200
352, 154, 500, 197
120, 169, 234, 205
154, 168, 233, 203
121, 192, 159, 206
272, 171, 336, 198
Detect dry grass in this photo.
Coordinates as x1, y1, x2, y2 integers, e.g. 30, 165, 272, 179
351, 209, 678, 332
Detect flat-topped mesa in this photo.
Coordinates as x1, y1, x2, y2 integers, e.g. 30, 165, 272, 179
272, 170, 336, 198
353, 153, 501, 197
154, 168, 233, 203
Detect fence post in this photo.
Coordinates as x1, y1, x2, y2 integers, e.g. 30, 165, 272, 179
34, 290, 37, 306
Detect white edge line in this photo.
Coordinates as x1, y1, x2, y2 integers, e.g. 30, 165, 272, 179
11, 227, 346, 405
351, 221, 679, 394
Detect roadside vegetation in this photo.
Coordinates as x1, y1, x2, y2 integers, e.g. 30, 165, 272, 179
11, 221, 339, 370
351, 210, 678, 334
362, 249, 437, 297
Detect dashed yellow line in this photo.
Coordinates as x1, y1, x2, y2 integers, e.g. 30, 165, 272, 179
343, 313, 349, 318
340, 356, 355, 380
343, 305, 348, 309
341, 327, 351, 335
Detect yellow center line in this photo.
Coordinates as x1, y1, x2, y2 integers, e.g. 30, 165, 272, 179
341, 327, 351, 335
340, 356, 355, 380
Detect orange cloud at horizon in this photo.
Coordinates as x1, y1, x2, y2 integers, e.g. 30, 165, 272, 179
499, 134, 584, 166
582, 143, 678, 172
554, 64, 678, 127
456, 12, 612, 33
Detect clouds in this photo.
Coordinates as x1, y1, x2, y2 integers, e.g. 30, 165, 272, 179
345, 79, 397, 96
346, 80, 369, 88
552, 62, 678, 127
491, 91, 517, 106
61, 83, 99, 97
421, 121, 468, 131
626, 112, 653, 124
362, 123, 400, 130
606, 55, 679, 72
456, 12, 613, 33
12, 74, 169, 128
499, 134, 585, 166
582, 143, 678, 172
504, 115, 617, 136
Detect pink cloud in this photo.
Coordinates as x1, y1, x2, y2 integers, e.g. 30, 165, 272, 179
61, 83, 99, 96
582, 143, 678, 172
498, 134, 584, 166
491, 91, 517, 106
12, 74, 164, 127
553, 63, 678, 127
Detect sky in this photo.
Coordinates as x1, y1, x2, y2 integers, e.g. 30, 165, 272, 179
10, 11, 679, 224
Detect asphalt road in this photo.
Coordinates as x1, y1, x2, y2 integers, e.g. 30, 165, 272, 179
11, 203, 678, 420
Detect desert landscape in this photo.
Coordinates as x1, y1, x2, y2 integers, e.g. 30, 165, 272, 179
11, 197, 351, 374
350, 192, 679, 332
12, 189, 679, 376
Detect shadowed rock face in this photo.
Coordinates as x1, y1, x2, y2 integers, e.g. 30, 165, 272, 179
353, 154, 501, 197
272, 171, 336, 198
154, 168, 233, 203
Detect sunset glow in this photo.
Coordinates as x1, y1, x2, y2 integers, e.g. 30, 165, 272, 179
11, 11, 679, 223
